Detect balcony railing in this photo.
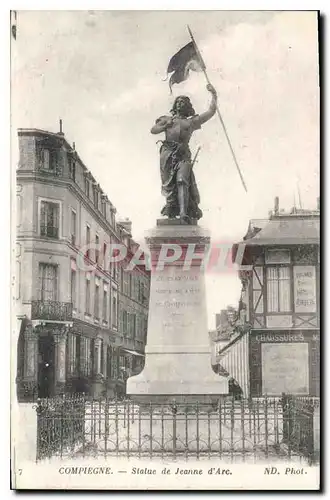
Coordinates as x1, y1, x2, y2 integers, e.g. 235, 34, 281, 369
40, 225, 59, 239
31, 300, 73, 322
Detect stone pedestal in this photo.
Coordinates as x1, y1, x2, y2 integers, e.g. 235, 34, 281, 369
127, 221, 228, 402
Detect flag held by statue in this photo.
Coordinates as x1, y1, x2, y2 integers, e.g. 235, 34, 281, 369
167, 41, 205, 91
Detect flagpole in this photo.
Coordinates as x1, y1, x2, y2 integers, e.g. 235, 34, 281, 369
187, 26, 248, 193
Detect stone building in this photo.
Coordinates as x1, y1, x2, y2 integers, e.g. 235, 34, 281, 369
15, 125, 150, 401
209, 307, 239, 372
215, 198, 320, 398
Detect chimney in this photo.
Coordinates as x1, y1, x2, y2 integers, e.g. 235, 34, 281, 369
274, 196, 279, 215
317, 197, 320, 211
73, 141, 75, 151
59, 118, 63, 135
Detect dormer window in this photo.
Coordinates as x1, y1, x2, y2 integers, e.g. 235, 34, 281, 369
68, 157, 76, 182
40, 148, 50, 170
38, 147, 59, 174
93, 186, 99, 208
84, 176, 90, 197
101, 196, 107, 217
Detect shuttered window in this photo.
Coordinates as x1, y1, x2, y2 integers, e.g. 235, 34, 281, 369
40, 201, 59, 238
39, 263, 58, 301
267, 267, 291, 312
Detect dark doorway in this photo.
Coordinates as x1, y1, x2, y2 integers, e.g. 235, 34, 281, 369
38, 334, 55, 398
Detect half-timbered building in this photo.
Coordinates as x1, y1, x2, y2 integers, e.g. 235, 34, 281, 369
215, 198, 320, 398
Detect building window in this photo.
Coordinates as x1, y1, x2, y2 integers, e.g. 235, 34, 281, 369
107, 346, 112, 379
85, 278, 91, 314
38, 148, 59, 172
112, 295, 117, 327
266, 267, 291, 313
143, 316, 148, 343
71, 209, 77, 246
123, 270, 129, 295
68, 334, 78, 375
100, 341, 105, 375
68, 157, 76, 181
93, 340, 103, 375
39, 148, 50, 170
139, 281, 144, 303
101, 199, 106, 217
40, 201, 60, 239
85, 225, 91, 259
111, 348, 119, 379
123, 310, 128, 334
71, 268, 76, 309
110, 211, 115, 227
103, 242, 107, 270
80, 337, 92, 376
119, 355, 125, 379
94, 281, 100, 320
39, 263, 58, 301
95, 234, 100, 264
93, 186, 99, 208
102, 287, 108, 323
85, 176, 90, 198
131, 313, 136, 339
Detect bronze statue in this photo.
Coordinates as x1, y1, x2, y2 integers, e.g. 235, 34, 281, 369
151, 84, 217, 224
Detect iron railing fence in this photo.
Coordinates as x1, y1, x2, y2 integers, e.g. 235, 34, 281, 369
282, 394, 320, 465
31, 300, 73, 321
36, 393, 85, 461
35, 395, 320, 463
40, 224, 59, 239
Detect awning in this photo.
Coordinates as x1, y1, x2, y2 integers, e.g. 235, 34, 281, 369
121, 348, 145, 357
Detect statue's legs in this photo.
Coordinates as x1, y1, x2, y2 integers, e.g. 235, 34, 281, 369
177, 161, 191, 224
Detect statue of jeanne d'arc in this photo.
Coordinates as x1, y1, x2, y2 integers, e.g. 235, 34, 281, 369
151, 83, 217, 224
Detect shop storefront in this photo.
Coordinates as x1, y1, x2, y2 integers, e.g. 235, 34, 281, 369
249, 329, 320, 397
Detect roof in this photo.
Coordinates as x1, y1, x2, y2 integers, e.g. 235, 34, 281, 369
236, 216, 320, 246
17, 127, 97, 185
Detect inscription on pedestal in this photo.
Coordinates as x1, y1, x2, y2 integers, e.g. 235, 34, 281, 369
147, 268, 206, 347
127, 223, 228, 396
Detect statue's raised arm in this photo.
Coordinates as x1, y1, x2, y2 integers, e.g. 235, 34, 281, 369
198, 84, 218, 125
151, 85, 217, 224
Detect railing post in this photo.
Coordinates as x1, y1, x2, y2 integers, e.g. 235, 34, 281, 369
127, 401, 130, 458
264, 396, 268, 458
218, 400, 223, 458
196, 402, 200, 460
172, 402, 177, 459
241, 399, 245, 462
35, 398, 42, 462
104, 397, 109, 457
149, 402, 153, 459
307, 403, 314, 465
230, 397, 235, 462
286, 395, 293, 459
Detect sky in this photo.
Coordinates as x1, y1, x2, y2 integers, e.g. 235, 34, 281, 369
11, 10, 320, 328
